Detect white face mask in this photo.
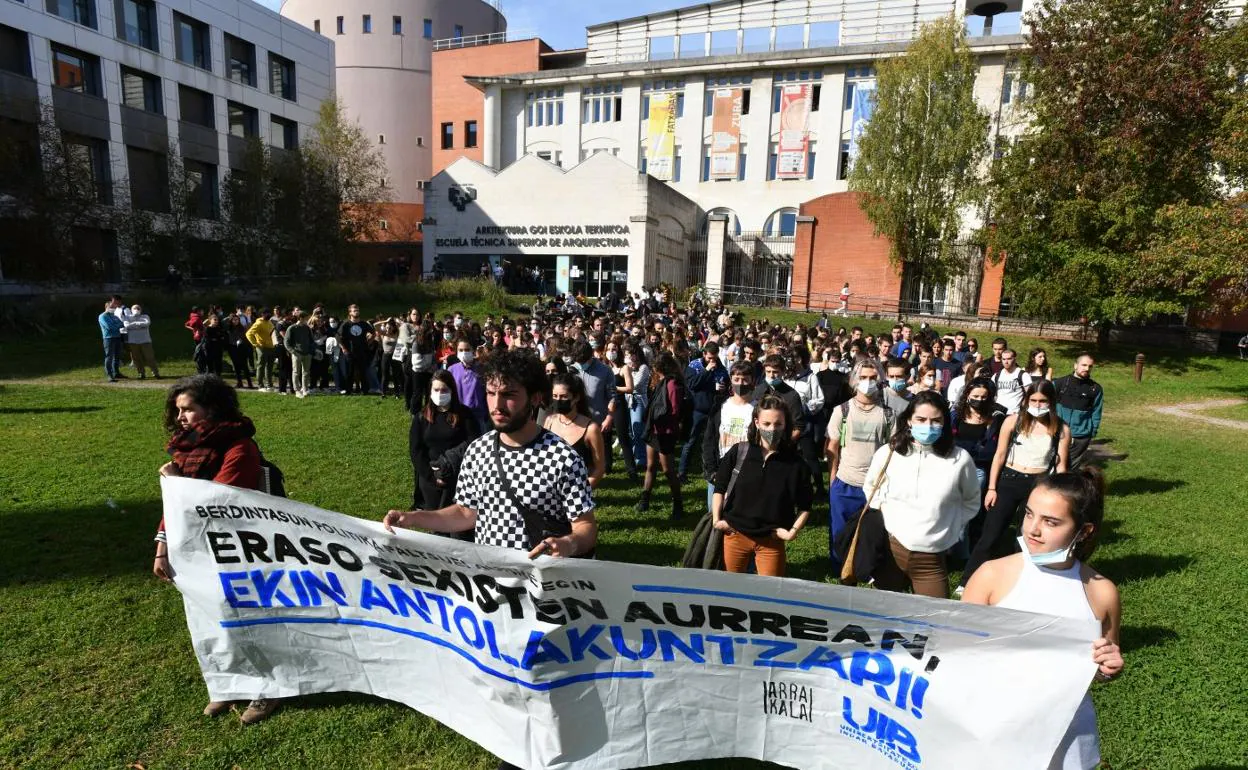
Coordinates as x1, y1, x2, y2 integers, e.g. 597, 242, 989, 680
453, 318, 464, 328
1027, 406, 1050, 418
1017, 535, 1074, 567
606, 350, 619, 362
431, 390, 452, 407
457, 350, 475, 365
856, 379, 876, 396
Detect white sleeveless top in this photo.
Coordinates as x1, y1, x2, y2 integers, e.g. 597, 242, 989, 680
997, 552, 1101, 770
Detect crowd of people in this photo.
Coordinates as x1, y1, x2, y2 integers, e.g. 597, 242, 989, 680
148, 290, 1118, 770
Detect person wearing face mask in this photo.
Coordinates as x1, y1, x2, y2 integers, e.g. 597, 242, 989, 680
861, 391, 981, 598
711, 396, 812, 577
701, 361, 758, 512
543, 374, 606, 488
962, 468, 1122, 770
949, 378, 1008, 561
410, 370, 482, 524
448, 337, 487, 427
884, 358, 912, 401
679, 341, 730, 483
749, 355, 805, 446
638, 352, 687, 519
624, 344, 652, 472
908, 363, 939, 397
825, 360, 906, 569
959, 379, 1071, 593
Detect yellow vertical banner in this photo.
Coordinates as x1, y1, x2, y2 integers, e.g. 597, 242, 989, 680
646, 92, 677, 180
710, 88, 743, 180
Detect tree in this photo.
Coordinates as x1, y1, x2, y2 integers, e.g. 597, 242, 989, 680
849, 14, 990, 307
988, 0, 1242, 324
294, 98, 391, 276
0, 102, 109, 281
221, 137, 279, 280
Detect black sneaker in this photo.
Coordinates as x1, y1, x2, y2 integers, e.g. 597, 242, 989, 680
677, 473, 689, 485
635, 492, 651, 513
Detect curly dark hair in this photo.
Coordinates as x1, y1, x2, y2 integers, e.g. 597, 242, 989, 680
163, 374, 245, 432
479, 348, 548, 396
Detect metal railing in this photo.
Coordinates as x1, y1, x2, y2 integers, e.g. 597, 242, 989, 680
432, 29, 533, 51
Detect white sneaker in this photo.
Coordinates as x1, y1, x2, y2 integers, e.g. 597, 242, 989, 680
295, 391, 305, 399
953, 585, 965, 598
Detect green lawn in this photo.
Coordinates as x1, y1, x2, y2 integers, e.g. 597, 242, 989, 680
1200, 400, 1248, 423
2, 300, 1247, 769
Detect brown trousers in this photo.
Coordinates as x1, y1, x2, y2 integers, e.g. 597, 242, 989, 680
873, 535, 948, 598
723, 530, 786, 577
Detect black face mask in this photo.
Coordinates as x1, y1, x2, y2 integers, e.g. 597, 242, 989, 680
968, 398, 992, 414
733, 383, 752, 397
551, 399, 573, 415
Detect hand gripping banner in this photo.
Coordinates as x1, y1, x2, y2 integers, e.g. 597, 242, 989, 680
162, 478, 1098, 770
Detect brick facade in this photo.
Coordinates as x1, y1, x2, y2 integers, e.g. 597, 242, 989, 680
431, 40, 548, 176
791, 192, 901, 313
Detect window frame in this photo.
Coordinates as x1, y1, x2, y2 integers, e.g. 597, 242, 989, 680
224, 33, 257, 87
392, 16, 402, 35
268, 53, 296, 101
464, 120, 478, 148
46, 0, 96, 29
116, 0, 158, 52
270, 116, 298, 150
173, 12, 211, 71
120, 64, 162, 113
362, 14, 371, 34
227, 100, 259, 138
50, 44, 103, 97
440, 121, 453, 150
423, 18, 432, 38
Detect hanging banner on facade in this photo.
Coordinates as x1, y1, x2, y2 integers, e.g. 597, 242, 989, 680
777, 83, 812, 178
163, 477, 1098, 770
848, 80, 877, 171
710, 88, 743, 179
645, 92, 678, 181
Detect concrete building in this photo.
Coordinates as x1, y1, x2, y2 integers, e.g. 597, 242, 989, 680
428, 0, 1033, 306
0, 0, 334, 282
279, 0, 506, 253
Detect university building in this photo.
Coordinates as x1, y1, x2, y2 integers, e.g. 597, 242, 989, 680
426, 0, 1031, 313
0, 0, 334, 283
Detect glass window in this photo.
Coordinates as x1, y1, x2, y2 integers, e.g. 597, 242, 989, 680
362, 15, 371, 33
0, 25, 33, 77
679, 33, 705, 58
739, 149, 747, 181
228, 101, 258, 137
120, 66, 161, 113
742, 27, 769, 53
270, 116, 297, 149
174, 13, 210, 70
1001, 73, 1014, 104
807, 144, 816, 180
117, 0, 158, 51
649, 35, 675, 60
313, 19, 320, 33
183, 158, 218, 219
225, 34, 256, 87
336, 16, 343, 34
440, 122, 453, 149
673, 154, 682, 182
701, 150, 710, 182
51, 45, 101, 96
269, 54, 295, 101
46, 0, 96, 28
710, 29, 737, 56
64, 133, 112, 203
767, 149, 777, 180
465, 120, 477, 148
126, 146, 169, 212
844, 81, 856, 110
810, 21, 840, 47
423, 18, 432, 38
774, 24, 803, 51
178, 85, 214, 128
765, 208, 798, 236
839, 140, 850, 180
393, 16, 401, 34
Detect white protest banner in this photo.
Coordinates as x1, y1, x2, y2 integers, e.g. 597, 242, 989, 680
163, 477, 1098, 770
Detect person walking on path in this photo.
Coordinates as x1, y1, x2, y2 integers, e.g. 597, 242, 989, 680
1053, 353, 1103, 470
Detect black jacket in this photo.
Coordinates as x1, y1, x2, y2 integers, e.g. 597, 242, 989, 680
750, 380, 806, 435
713, 442, 813, 537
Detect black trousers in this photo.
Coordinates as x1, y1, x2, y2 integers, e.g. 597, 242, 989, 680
961, 467, 1043, 586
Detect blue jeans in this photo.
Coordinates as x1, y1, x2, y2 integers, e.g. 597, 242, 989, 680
828, 478, 867, 568
103, 337, 123, 380
629, 396, 647, 469
678, 410, 710, 476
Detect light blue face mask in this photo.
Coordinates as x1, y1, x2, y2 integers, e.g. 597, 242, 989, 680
1017, 535, 1075, 566
911, 423, 943, 445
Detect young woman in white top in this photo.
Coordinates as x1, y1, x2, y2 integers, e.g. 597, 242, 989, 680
861, 390, 981, 598
962, 468, 1122, 770
960, 379, 1072, 591
1026, 347, 1055, 381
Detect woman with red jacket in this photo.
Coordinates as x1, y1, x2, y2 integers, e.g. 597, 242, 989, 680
151, 373, 280, 726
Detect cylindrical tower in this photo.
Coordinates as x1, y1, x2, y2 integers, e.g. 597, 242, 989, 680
280, 0, 506, 207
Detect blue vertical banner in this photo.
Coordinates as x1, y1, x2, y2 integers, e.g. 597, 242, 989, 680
847, 81, 876, 171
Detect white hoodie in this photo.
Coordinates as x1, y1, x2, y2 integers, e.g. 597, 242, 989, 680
124, 313, 153, 345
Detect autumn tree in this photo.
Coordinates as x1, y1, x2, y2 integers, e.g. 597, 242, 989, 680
988, 0, 1244, 325
849, 14, 990, 308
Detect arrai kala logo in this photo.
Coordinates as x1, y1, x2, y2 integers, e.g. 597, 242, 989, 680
448, 184, 477, 212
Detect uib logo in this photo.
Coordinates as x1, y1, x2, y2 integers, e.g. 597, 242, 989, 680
448, 185, 477, 212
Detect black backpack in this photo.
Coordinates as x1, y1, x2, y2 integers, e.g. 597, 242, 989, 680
259, 453, 287, 497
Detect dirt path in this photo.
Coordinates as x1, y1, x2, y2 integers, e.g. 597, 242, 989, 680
1152, 399, 1248, 431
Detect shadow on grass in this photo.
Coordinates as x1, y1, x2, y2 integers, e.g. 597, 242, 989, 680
0, 405, 105, 414
1048, 341, 1221, 376
1106, 477, 1187, 496
1119, 624, 1179, 652
1095, 518, 1131, 548
595, 542, 687, 568
0, 498, 160, 586
1091, 553, 1194, 585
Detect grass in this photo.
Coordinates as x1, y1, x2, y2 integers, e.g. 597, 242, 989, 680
1201, 400, 1248, 422
2, 300, 1247, 768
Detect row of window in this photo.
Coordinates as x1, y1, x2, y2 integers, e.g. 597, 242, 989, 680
702, 207, 799, 237
20, 0, 298, 101
649, 22, 842, 61
440, 120, 477, 150
313, 15, 462, 39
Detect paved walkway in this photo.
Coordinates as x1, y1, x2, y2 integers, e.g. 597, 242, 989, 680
1152, 399, 1248, 431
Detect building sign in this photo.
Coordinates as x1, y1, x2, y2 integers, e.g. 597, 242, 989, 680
646, 92, 678, 181
777, 83, 812, 178
434, 224, 631, 254
710, 88, 743, 180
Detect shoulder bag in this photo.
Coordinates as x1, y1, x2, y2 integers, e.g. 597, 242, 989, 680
493, 432, 594, 559
838, 446, 894, 584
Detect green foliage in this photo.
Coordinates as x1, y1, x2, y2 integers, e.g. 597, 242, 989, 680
990, 0, 1243, 323
849, 14, 989, 292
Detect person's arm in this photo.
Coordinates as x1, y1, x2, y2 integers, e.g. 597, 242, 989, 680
1056, 424, 1071, 473
701, 409, 722, 481
805, 377, 825, 415
585, 423, 606, 488
825, 410, 843, 478
789, 394, 805, 441
960, 556, 1002, 604
617, 365, 634, 395
245, 321, 262, 349
1087, 570, 1123, 680
776, 462, 814, 541
1090, 385, 1104, 437
530, 454, 598, 558
126, 315, 150, 331
984, 415, 1015, 510
711, 444, 737, 532
383, 504, 478, 533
